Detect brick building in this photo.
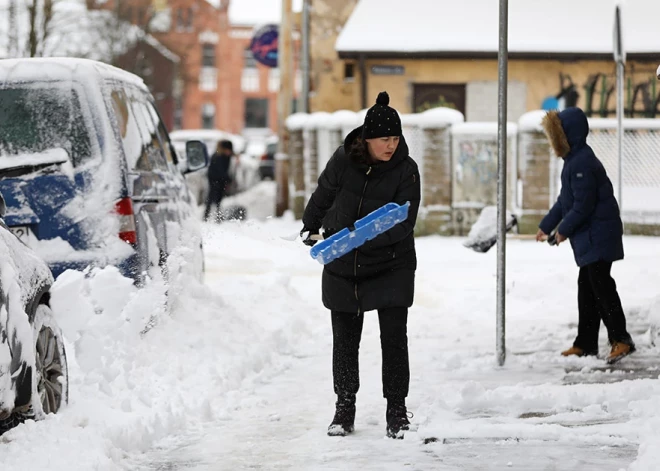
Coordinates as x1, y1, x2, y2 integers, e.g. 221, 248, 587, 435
89, 0, 300, 135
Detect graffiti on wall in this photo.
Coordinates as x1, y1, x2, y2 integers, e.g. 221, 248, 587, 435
454, 140, 498, 205
541, 68, 660, 118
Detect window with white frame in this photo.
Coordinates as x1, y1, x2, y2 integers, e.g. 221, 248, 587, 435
201, 103, 215, 129
242, 69, 260, 92
202, 44, 215, 67
199, 67, 217, 92
244, 47, 257, 69
268, 68, 280, 93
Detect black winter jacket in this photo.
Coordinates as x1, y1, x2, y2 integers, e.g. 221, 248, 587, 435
302, 126, 421, 314
207, 152, 232, 185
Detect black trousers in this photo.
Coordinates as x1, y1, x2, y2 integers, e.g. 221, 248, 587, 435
203, 183, 225, 221
574, 261, 633, 353
331, 308, 409, 400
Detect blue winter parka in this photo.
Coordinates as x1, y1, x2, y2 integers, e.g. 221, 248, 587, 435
539, 107, 624, 267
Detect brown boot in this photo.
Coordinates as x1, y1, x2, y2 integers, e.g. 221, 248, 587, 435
561, 346, 586, 357
606, 342, 635, 364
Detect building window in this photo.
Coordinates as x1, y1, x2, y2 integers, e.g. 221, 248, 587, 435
199, 67, 218, 92
344, 62, 355, 82
202, 103, 215, 129
202, 44, 215, 67
174, 96, 183, 130
268, 68, 280, 93
245, 98, 268, 128
241, 69, 260, 92
186, 7, 193, 30
176, 8, 184, 31
244, 47, 257, 69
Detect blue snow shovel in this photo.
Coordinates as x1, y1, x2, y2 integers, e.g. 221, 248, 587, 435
309, 202, 410, 265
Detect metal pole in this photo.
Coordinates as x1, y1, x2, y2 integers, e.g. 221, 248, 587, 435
275, 0, 293, 217
496, 0, 508, 367
300, 0, 310, 113
617, 61, 624, 208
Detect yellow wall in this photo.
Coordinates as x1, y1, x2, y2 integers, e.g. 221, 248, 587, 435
308, 0, 360, 112
315, 57, 658, 116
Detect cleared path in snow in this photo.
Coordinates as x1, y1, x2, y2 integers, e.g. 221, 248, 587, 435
128, 221, 660, 470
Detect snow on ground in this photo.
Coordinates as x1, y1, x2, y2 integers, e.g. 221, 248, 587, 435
1, 182, 660, 470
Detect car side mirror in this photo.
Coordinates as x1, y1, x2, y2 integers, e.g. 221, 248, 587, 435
185, 140, 209, 173
0, 192, 5, 218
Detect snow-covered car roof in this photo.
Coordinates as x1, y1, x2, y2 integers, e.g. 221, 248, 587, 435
0, 57, 146, 90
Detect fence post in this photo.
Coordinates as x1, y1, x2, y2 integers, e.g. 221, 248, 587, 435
418, 108, 465, 235
286, 113, 308, 219
303, 115, 320, 200
517, 111, 552, 234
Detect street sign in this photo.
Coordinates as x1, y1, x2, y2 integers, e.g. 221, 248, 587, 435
613, 5, 625, 64
250, 24, 279, 68
371, 65, 405, 75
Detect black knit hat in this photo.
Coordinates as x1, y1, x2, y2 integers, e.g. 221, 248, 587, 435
362, 91, 402, 139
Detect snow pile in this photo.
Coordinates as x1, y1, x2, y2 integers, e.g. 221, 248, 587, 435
285, 112, 309, 131
222, 180, 277, 221
0, 217, 319, 470
417, 107, 465, 128
452, 122, 519, 136
463, 206, 516, 252
518, 110, 547, 133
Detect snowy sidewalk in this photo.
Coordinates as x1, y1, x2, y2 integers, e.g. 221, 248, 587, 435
1, 214, 659, 470
133, 221, 660, 471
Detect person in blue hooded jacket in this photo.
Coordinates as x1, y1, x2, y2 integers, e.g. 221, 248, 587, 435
536, 107, 635, 364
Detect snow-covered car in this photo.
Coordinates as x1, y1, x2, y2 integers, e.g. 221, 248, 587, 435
0, 58, 208, 284
169, 129, 256, 204
0, 194, 68, 435
257, 137, 278, 180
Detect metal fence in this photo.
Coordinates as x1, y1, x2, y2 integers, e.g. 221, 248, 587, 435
557, 121, 660, 224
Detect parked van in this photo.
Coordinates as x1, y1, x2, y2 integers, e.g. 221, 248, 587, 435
0, 58, 208, 284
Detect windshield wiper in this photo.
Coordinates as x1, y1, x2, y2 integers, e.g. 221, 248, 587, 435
0, 161, 65, 179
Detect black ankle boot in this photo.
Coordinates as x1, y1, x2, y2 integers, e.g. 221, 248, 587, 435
386, 398, 411, 439
328, 395, 356, 436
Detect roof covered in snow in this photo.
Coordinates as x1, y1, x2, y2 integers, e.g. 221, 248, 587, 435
228, 0, 302, 27
336, 0, 660, 58
0, 0, 177, 64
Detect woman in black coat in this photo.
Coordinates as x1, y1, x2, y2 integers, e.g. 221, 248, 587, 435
301, 92, 420, 439
537, 107, 634, 364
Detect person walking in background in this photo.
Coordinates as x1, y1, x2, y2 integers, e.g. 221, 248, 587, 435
204, 139, 234, 222
536, 107, 635, 364
300, 92, 421, 439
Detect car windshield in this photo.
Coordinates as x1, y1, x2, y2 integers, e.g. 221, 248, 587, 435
0, 85, 93, 175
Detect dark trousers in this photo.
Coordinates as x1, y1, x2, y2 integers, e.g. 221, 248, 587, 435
574, 261, 633, 353
203, 183, 225, 221
331, 308, 409, 400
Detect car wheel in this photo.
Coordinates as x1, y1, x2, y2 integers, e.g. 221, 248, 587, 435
32, 304, 69, 417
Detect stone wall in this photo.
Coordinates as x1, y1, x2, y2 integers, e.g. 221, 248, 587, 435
287, 108, 660, 235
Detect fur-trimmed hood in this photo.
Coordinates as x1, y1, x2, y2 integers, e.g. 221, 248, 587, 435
541, 107, 589, 158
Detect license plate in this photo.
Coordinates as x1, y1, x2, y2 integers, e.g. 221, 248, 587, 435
9, 226, 33, 246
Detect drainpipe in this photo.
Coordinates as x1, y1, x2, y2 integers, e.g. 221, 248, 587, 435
359, 54, 367, 109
